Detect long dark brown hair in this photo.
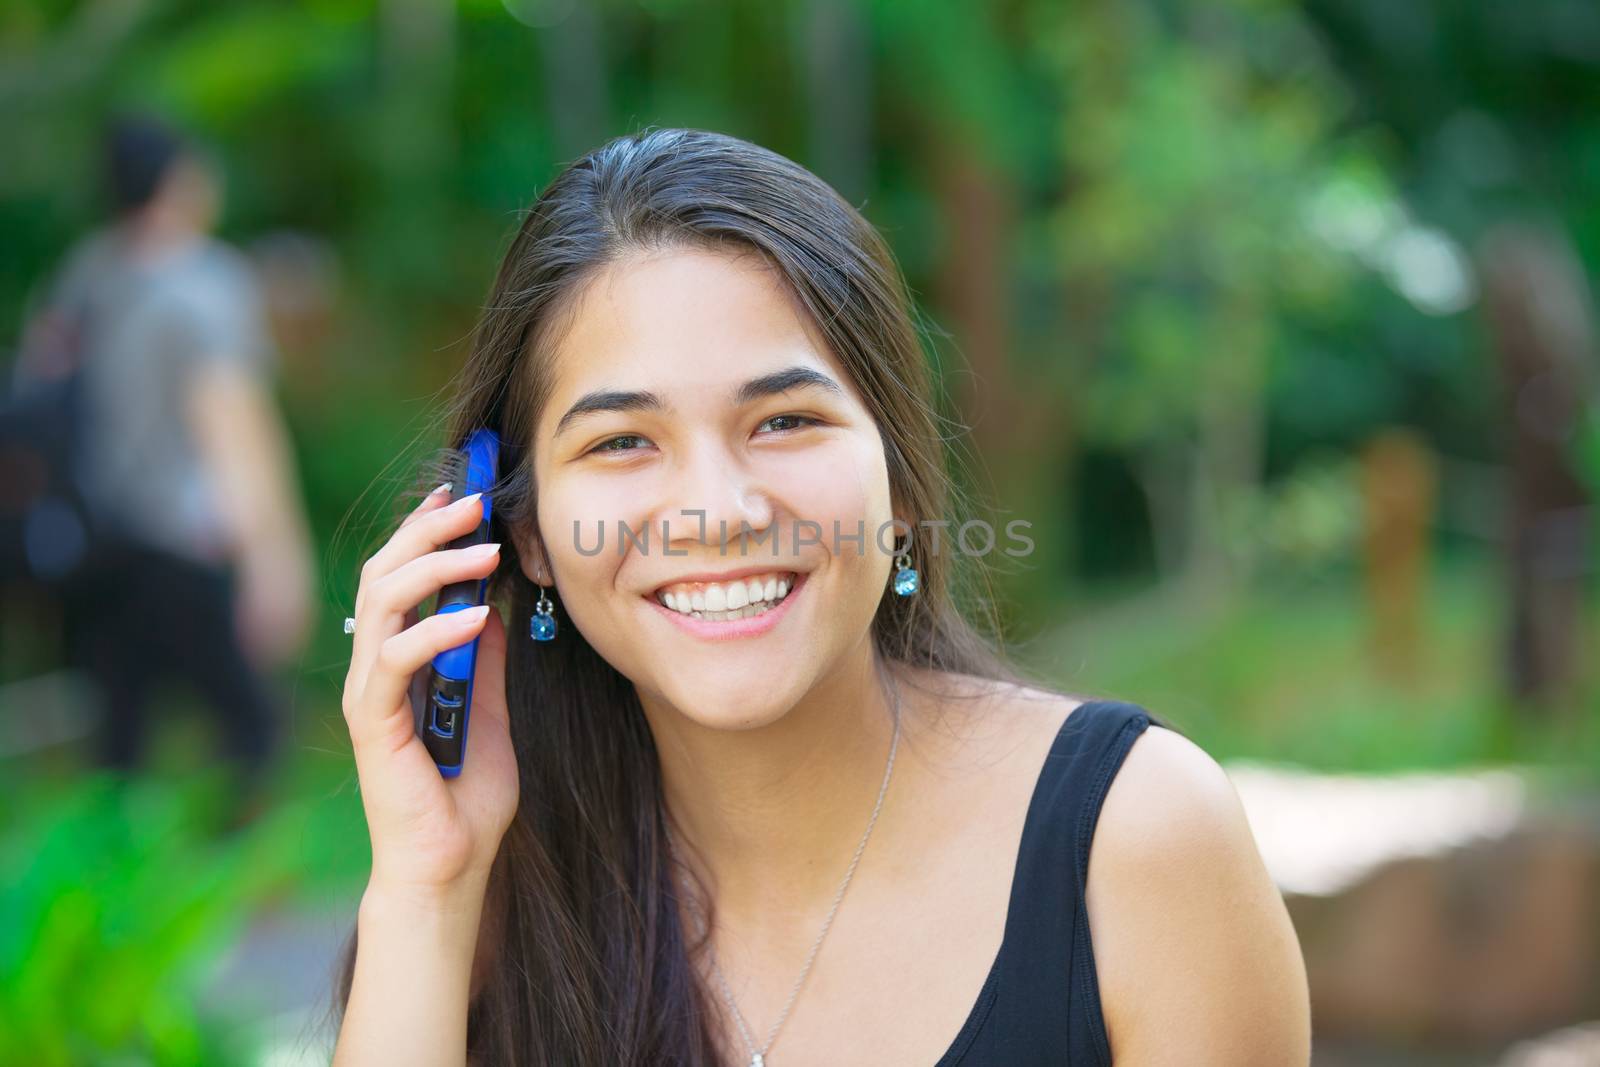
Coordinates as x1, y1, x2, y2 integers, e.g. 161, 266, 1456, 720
330, 126, 1169, 1065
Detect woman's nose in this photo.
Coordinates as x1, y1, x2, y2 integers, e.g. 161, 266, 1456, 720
659, 445, 775, 553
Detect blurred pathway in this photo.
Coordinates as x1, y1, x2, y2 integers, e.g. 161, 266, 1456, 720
1225, 760, 1600, 1066
203, 890, 357, 1065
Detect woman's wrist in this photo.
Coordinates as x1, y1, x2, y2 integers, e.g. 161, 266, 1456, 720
361, 873, 489, 929
359, 874, 490, 971
339, 876, 486, 1066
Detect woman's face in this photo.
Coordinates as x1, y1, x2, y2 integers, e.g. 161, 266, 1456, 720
523, 246, 897, 731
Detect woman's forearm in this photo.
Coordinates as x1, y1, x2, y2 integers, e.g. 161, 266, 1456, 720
183, 364, 314, 562
332, 878, 488, 1067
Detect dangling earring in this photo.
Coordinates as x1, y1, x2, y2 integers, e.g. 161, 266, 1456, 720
891, 540, 920, 596
529, 582, 558, 641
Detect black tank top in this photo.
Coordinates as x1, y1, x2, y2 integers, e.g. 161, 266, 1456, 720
931, 698, 1154, 1066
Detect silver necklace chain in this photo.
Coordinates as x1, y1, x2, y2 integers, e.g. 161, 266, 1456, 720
667, 707, 902, 1067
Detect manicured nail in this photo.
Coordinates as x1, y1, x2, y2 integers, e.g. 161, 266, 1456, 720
430, 481, 453, 497
467, 541, 501, 558
454, 491, 483, 509
458, 604, 491, 623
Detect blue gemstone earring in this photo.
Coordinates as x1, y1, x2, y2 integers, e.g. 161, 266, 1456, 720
529, 583, 558, 641
892, 543, 920, 596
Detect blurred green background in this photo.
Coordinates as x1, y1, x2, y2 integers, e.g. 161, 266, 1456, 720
2, 0, 1597, 1063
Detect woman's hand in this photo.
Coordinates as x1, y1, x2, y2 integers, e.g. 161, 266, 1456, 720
340, 486, 519, 900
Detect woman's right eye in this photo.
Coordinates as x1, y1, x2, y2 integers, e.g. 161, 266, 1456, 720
589, 434, 649, 455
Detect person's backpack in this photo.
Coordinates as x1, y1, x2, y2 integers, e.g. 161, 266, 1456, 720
0, 313, 127, 593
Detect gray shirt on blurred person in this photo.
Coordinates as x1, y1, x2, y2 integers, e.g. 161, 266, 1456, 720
47, 229, 274, 566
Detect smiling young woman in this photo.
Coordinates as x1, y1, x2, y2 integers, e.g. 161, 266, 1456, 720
329, 128, 1311, 1066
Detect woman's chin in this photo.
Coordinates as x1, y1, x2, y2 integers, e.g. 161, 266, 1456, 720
657, 683, 800, 733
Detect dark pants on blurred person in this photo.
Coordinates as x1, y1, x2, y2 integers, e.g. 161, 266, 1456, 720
65, 536, 282, 793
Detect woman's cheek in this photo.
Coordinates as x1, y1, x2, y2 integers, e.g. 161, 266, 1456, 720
806, 439, 893, 565
541, 480, 629, 561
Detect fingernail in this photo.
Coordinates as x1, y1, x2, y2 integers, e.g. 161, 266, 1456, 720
455, 491, 484, 509
430, 481, 453, 497
459, 604, 491, 623
467, 541, 501, 558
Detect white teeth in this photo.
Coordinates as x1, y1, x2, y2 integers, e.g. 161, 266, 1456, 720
697, 601, 771, 622
655, 571, 799, 621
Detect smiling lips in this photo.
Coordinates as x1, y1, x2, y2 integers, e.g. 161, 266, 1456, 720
652, 569, 799, 620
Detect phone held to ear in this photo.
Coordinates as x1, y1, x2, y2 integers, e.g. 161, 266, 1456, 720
418, 427, 500, 777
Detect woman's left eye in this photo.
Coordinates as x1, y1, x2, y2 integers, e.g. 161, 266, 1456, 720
758, 414, 819, 434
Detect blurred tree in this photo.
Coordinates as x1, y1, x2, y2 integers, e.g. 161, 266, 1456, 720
1479, 222, 1595, 716
1031, 0, 1374, 609
1305, 0, 1600, 714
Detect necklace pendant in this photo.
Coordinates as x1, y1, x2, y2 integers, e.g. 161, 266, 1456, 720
750, 1055, 764, 1067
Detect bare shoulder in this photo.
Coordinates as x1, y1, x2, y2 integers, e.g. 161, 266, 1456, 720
1086, 724, 1312, 1066
1094, 724, 1247, 862
893, 667, 1089, 770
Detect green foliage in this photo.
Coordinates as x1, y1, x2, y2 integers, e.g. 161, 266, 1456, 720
1042, 2, 1374, 450
133, 7, 364, 126
0, 772, 310, 1066
1225, 451, 1364, 571
1576, 401, 1600, 499
1046, 554, 1600, 775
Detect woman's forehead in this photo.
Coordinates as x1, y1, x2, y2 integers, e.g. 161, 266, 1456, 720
540, 249, 857, 423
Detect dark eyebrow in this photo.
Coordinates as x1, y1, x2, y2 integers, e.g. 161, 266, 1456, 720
733, 365, 846, 407
553, 389, 665, 438
553, 365, 845, 438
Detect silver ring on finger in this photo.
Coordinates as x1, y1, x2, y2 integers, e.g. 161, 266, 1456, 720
344, 616, 357, 635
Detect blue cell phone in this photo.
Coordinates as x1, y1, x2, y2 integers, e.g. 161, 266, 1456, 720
419, 426, 501, 777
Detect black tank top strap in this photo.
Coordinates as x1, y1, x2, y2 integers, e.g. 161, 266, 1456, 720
938, 698, 1154, 1066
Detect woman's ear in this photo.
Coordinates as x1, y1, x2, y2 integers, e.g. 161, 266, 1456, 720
891, 511, 915, 549
510, 525, 553, 586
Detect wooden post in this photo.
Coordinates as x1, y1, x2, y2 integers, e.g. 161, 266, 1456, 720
1360, 428, 1436, 686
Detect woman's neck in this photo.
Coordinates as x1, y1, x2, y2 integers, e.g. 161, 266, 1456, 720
114, 213, 204, 265
642, 638, 906, 926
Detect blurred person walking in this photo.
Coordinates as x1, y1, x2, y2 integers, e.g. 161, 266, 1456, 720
12, 113, 315, 807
